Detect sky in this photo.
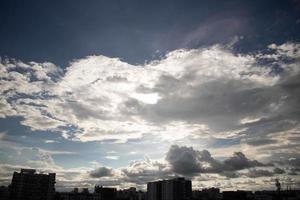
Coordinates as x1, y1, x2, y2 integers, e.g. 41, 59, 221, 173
0, 0, 300, 192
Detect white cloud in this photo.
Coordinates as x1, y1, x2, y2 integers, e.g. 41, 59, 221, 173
0, 43, 299, 156
105, 156, 119, 160
0, 131, 6, 140
45, 140, 57, 143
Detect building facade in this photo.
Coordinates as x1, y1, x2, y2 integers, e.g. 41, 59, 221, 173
147, 178, 192, 200
147, 181, 162, 200
9, 169, 55, 200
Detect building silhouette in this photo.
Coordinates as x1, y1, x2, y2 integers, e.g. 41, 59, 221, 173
222, 190, 251, 200
1, 169, 300, 200
147, 177, 192, 200
94, 185, 117, 200
147, 180, 162, 200
0, 186, 9, 200
56, 188, 101, 200
116, 187, 146, 200
9, 169, 55, 200
192, 187, 221, 200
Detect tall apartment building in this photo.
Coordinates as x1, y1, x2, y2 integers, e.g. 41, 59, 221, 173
94, 185, 117, 200
147, 181, 162, 200
9, 169, 55, 200
147, 178, 192, 200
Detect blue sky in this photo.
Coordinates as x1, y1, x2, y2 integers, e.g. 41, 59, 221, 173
0, 0, 300, 191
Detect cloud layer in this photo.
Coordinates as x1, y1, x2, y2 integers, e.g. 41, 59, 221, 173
1, 144, 297, 191
1, 43, 299, 142
0, 42, 300, 190
166, 145, 268, 175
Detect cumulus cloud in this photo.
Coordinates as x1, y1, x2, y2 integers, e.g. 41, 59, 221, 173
1, 144, 298, 191
84, 145, 297, 190
90, 167, 113, 178
223, 152, 266, 171
166, 145, 267, 176
166, 145, 221, 174
121, 157, 171, 185
1, 42, 299, 144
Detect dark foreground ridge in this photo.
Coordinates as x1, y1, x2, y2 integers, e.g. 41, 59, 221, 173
0, 169, 299, 200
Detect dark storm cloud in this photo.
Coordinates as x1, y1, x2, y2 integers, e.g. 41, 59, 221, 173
166, 145, 222, 174
88, 145, 268, 185
140, 70, 300, 133
238, 73, 300, 139
265, 151, 300, 166
90, 167, 113, 178
138, 77, 267, 131
240, 167, 285, 178
244, 169, 274, 178
223, 152, 267, 171
287, 158, 300, 167
273, 167, 285, 174
86, 145, 289, 186
243, 138, 277, 146
289, 168, 300, 175
10, 144, 291, 190
165, 145, 267, 176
